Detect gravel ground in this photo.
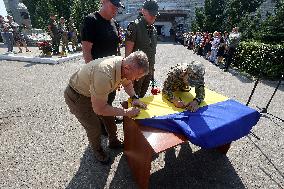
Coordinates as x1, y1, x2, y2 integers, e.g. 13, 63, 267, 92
0, 43, 283, 189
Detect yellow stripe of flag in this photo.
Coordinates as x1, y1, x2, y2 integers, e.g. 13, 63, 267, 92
130, 88, 228, 119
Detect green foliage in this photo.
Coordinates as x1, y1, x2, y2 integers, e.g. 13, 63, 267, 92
22, 0, 100, 30
192, 0, 225, 32
238, 12, 262, 40
224, 0, 265, 30
234, 41, 284, 79
192, 0, 284, 44
191, 7, 205, 32
254, 1, 284, 43
192, 0, 264, 33
70, 0, 100, 30
22, 0, 54, 29
203, 0, 225, 32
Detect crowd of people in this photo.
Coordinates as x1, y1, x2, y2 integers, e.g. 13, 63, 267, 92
0, 13, 80, 56
178, 27, 241, 71
47, 14, 80, 56
0, 15, 30, 53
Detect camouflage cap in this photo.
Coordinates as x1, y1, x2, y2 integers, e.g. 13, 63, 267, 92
170, 61, 205, 84
186, 61, 205, 76
143, 0, 159, 16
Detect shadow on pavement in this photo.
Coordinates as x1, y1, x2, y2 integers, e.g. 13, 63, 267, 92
247, 136, 284, 185
65, 145, 135, 189
149, 143, 246, 189
65, 145, 115, 189
260, 79, 284, 92
67, 142, 245, 189
224, 67, 283, 92
225, 68, 254, 84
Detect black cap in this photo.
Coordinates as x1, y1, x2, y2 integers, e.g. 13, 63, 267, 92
50, 13, 57, 17
110, 0, 125, 8
143, 0, 159, 16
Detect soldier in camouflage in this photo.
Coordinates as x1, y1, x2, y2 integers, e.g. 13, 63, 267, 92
125, 0, 159, 98
48, 13, 60, 55
68, 17, 78, 52
162, 61, 205, 112
59, 17, 69, 55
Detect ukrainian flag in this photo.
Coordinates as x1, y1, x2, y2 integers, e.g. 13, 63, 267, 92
130, 88, 260, 149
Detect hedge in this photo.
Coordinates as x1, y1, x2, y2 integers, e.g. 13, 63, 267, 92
234, 41, 284, 80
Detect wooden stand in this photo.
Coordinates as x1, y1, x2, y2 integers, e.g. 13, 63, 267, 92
123, 116, 231, 189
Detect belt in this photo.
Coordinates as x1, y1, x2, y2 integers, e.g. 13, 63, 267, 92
68, 85, 79, 94
68, 85, 90, 99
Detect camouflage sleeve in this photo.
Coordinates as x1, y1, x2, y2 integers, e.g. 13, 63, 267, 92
162, 75, 175, 101
195, 84, 205, 101
189, 61, 206, 101
125, 22, 137, 42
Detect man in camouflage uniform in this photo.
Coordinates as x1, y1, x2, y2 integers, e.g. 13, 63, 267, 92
68, 17, 78, 52
58, 17, 69, 55
48, 13, 60, 55
125, 0, 159, 98
162, 61, 205, 112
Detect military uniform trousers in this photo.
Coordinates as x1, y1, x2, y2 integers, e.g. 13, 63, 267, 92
70, 32, 78, 51
134, 58, 154, 98
61, 33, 69, 52
64, 85, 118, 152
51, 34, 60, 54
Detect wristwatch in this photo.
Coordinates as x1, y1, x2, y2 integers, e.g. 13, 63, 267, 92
131, 94, 139, 100
193, 98, 202, 105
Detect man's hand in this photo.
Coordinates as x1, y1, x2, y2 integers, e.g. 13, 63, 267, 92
172, 98, 186, 108
124, 107, 140, 117
185, 100, 199, 112
131, 99, 147, 109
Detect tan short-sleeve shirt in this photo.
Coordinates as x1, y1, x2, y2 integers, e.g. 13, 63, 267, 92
69, 56, 125, 101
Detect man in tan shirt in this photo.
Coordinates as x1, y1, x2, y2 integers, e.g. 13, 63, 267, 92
64, 51, 148, 164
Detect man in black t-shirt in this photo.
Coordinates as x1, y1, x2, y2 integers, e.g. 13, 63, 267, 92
80, 0, 125, 164
81, 12, 120, 60
81, 0, 124, 62
81, 0, 124, 104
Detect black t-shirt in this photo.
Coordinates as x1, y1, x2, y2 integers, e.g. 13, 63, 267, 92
81, 12, 120, 60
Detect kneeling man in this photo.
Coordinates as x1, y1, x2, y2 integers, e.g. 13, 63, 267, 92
162, 61, 205, 112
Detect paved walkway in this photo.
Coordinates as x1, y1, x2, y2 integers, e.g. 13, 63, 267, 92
0, 43, 42, 56
0, 43, 82, 64
0, 43, 283, 189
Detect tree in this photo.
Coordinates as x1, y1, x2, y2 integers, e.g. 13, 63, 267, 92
224, 0, 265, 30
256, 1, 284, 43
191, 0, 227, 32
22, 0, 100, 30
203, 0, 225, 32
70, 0, 100, 30
238, 12, 262, 40
22, 0, 55, 29
191, 7, 205, 32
